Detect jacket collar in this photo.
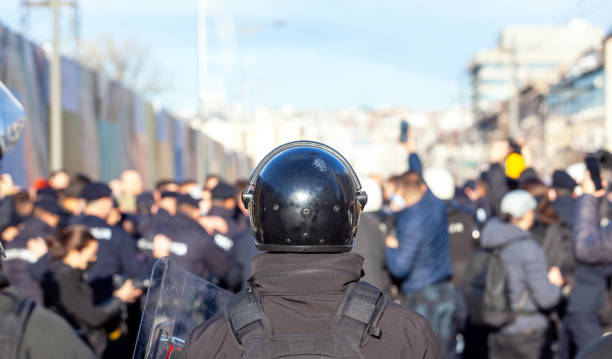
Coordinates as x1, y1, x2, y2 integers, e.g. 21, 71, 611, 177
250, 252, 364, 295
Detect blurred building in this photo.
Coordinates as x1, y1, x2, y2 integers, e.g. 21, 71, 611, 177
545, 49, 605, 168
470, 20, 603, 119
471, 29, 612, 176
200, 104, 481, 184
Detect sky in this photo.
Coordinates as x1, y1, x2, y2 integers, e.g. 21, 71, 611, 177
2, 0, 612, 112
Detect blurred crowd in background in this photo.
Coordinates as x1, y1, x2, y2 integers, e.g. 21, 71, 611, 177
2, 130, 612, 359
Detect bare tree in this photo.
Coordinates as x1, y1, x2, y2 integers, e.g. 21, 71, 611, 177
78, 36, 169, 96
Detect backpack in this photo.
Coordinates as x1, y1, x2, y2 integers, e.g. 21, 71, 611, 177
541, 220, 575, 275
0, 290, 35, 359
463, 241, 524, 328
225, 281, 388, 359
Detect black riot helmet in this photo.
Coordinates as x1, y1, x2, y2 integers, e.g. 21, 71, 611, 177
242, 141, 367, 253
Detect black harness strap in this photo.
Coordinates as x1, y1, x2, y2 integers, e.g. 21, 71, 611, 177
334, 282, 387, 347
225, 282, 271, 349
224, 281, 388, 358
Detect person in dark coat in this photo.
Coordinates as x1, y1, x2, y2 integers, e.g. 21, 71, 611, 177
68, 182, 144, 303
208, 182, 246, 238
550, 170, 578, 229
41, 225, 141, 357
0, 241, 97, 359
138, 193, 242, 291
352, 177, 390, 291
385, 170, 456, 358
480, 190, 562, 359
560, 169, 612, 358
183, 141, 440, 359
3, 199, 63, 304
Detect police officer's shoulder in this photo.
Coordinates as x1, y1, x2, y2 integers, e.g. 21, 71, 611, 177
185, 312, 241, 359
20, 298, 97, 358
375, 301, 442, 358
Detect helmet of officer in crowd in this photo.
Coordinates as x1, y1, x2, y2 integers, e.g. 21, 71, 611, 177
242, 141, 368, 253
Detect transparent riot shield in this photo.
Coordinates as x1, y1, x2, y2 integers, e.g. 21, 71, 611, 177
0, 81, 25, 159
133, 257, 232, 359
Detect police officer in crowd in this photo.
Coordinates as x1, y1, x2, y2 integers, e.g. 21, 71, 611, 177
0, 237, 97, 359
42, 225, 141, 357
2, 199, 63, 304
183, 141, 440, 358
208, 182, 247, 238
69, 182, 144, 302
137, 191, 243, 291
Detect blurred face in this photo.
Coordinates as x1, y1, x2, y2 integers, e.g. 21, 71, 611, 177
205, 177, 219, 191
49, 171, 70, 190
200, 190, 212, 215
80, 241, 99, 269
85, 197, 113, 219
158, 197, 177, 215
107, 207, 122, 226
66, 240, 98, 270
61, 197, 83, 215
109, 180, 122, 196
383, 181, 397, 201
523, 210, 535, 230
121, 170, 143, 196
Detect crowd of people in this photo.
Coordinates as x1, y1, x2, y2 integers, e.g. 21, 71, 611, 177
1, 132, 612, 359
0, 169, 256, 358
359, 136, 612, 359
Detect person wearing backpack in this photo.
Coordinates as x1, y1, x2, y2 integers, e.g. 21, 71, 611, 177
479, 190, 563, 359
182, 141, 441, 359
0, 238, 96, 359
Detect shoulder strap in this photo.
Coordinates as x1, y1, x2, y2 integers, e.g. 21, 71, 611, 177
224, 282, 272, 350
334, 281, 388, 348
0, 291, 35, 359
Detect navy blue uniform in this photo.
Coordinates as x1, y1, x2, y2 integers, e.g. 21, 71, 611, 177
3, 217, 54, 304
69, 215, 143, 303
208, 207, 247, 239
137, 211, 242, 290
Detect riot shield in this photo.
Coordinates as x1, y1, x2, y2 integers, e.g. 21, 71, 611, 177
133, 257, 232, 359
0, 81, 25, 159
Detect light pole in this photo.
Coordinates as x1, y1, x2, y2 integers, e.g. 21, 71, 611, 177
197, 0, 208, 118
50, 0, 63, 171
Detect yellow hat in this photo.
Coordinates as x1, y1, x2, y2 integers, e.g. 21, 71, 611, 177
505, 152, 525, 179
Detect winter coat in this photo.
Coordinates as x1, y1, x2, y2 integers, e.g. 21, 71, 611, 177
352, 212, 390, 290
3, 217, 54, 304
184, 252, 441, 359
42, 260, 123, 355
386, 190, 452, 293
480, 219, 561, 334
0, 280, 96, 359
573, 194, 612, 264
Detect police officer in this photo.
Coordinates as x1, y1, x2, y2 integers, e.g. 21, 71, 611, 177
208, 182, 246, 237
0, 240, 96, 359
139, 193, 242, 291
183, 141, 440, 358
69, 182, 143, 302
3, 199, 63, 304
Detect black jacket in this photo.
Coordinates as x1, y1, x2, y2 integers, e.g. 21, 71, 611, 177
42, 260, 123, 355
138, 212, 242, 289
184, 252, 441, 358
352, 212, 389, 291
0, 274, 96, 359
3, 217, 54, 304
